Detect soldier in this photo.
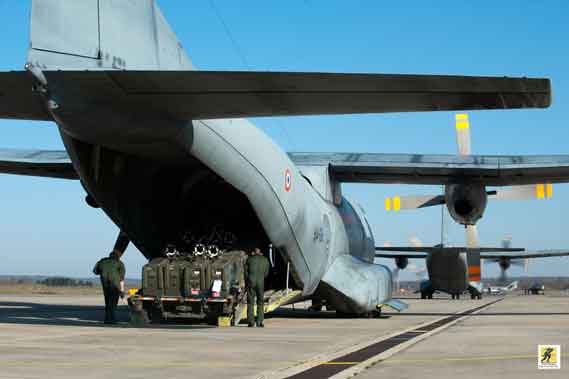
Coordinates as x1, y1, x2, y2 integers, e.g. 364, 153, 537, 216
93, 250, 126, 324
245, 247, 269, 327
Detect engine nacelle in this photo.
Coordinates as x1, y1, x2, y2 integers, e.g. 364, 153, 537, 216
395, 256, 409, 270
499, 258, 511, 271
444, 184, 487, 225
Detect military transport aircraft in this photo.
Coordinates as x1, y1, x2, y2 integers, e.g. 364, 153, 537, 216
377, 116, 569, 299
0, 0, 568, 315
376, 244, 569, 299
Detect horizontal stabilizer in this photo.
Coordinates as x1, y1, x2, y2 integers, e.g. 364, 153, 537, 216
0, 148, 76, 179
0, 72, 51, 121
289, 153, 569, 186
0, 70, 550, 121
380, 299, 408, 312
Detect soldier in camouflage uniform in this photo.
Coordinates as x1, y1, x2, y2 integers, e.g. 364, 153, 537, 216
245, 248, 269, 327
93, 250, 126, 324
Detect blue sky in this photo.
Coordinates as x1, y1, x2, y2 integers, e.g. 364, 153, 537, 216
0, 1, 568, 279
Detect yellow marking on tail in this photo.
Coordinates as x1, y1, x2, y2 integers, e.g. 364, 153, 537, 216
385, 198, 392, 211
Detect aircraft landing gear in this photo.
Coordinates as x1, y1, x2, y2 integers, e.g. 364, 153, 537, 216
451, 293, 461, 300
421, 291, 433, 299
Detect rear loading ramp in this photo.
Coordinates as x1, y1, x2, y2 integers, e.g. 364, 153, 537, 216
233, 290, 303, 326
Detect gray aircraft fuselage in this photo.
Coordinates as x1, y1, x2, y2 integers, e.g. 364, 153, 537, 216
26, 0, 391, 314
423, 251, 472, 296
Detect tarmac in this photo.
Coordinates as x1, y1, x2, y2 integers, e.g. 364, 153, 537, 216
0, 292, 567, 378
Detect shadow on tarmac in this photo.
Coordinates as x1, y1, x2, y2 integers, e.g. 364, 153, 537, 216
0, 301, 215, 329
385, 312, 569, 316
267, 307, 391, 319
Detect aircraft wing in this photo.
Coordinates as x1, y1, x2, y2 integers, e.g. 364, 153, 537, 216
481, 250, 569, 259
375, 251, 428, 259
0, 148, 77, 179
376, 246, 523, 257
0, 71, 550, 121
289, 153, 569, 186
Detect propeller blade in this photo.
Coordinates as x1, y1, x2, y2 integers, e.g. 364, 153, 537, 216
393, 267, 400, 293
466, 225, 481, 282
499, 266, 508, 284
491, 184, 553, 200
455, 114, 471, 156
466, 225, 479, 248
385, 195, 445, 211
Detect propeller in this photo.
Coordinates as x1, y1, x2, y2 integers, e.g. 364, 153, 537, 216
385, 114, 553, 218
466, 224, 481, 283
389, 236, 424, 293
485, 235, 530, 283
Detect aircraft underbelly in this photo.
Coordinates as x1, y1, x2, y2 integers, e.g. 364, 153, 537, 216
427, 251, 468, 293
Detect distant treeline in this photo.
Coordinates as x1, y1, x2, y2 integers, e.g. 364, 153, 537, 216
36, 277, 94, 287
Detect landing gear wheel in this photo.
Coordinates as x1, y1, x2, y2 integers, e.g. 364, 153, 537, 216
456, 294, 460, 300
149, 305, 162, 324
427, 293, 433, 299
421, 292, 426, 299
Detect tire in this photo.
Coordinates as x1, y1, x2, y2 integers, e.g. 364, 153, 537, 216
149, 307, 162, 324
421, 292, 426, 299
428, 293, 433, 299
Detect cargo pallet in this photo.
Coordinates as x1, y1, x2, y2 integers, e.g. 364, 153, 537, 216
129, 289, 302, 327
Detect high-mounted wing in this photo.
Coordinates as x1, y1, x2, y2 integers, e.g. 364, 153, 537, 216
375, 251, 428, 259
0, 70, 550, 121
481, 250, 569, 260
0, 148, 77, 179
0, 72, 51, 121
375, 246, 525, 256
289, 153, 569, 186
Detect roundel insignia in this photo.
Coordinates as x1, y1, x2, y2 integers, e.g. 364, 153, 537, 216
284, 169, 292, 192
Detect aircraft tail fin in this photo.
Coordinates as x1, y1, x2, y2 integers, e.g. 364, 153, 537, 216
27, 0, 193, 70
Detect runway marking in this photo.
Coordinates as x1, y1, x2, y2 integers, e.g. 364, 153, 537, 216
283, 299, 502, 379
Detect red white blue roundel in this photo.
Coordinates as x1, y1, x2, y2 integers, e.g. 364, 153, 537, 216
284, 169, 292, 192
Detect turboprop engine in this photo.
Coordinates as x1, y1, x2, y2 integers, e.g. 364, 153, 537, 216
444, 183, 487, 225
395, 256, 409, 270
385, 114, 552, 227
